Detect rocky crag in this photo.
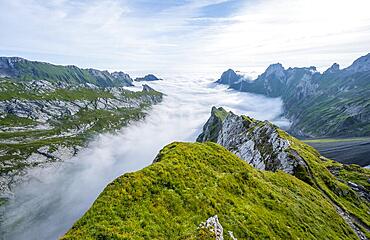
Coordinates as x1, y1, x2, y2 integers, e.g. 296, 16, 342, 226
216, 53, 370, 138
197, 107, 308, 175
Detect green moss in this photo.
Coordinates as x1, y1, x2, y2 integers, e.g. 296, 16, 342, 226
63, 142, 357, 240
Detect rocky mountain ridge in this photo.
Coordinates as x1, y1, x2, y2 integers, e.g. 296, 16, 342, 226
197, 107, 308, 176
0, 57, 134, 87
216, 53, 370, 137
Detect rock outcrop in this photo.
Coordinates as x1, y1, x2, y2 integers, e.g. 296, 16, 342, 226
198, 216, 238, 240
197, 107, 308, 175
198, 215, 224, 240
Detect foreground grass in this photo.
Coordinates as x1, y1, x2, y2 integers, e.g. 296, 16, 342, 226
63, 142, 356, 240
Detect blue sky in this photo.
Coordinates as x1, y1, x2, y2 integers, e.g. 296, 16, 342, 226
1, 0, 370, 76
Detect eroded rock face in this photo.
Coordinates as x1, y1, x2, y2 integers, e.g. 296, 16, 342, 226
197, 107, 308, 175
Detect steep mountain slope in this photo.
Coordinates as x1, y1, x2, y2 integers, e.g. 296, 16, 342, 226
0, 57, 134, 87
197, 107, 370, 238
62, 142, 357, 240
0, 58, 163, 201
63, 108, 369, 239
216, 53, 370, 137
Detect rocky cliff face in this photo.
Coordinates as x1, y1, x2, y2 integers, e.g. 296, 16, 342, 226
216, 53, 370, 138
197, 107, 308, 176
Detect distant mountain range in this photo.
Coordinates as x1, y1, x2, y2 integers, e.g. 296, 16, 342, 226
216, 53, 370, 138
0, 57, 134, 87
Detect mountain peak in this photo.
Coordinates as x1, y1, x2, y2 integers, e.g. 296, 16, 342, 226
197, 108, 308, 175
264, 63, 285, 78
135, 74, 161, 82
216, 69, 242, 85
345, 53, 370, 72
324, 63, 340, 74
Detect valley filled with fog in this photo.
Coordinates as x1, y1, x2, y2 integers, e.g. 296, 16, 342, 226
0, 74, 289, 240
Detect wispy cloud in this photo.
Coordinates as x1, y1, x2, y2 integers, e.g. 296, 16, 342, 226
0, 0, 369, 74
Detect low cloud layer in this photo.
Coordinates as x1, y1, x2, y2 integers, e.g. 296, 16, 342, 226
1, 74, 288, 239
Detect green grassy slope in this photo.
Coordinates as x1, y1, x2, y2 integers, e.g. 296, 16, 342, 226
62, 142, 359, 240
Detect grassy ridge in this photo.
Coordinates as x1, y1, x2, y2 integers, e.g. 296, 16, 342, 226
62, 142, 357, 240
